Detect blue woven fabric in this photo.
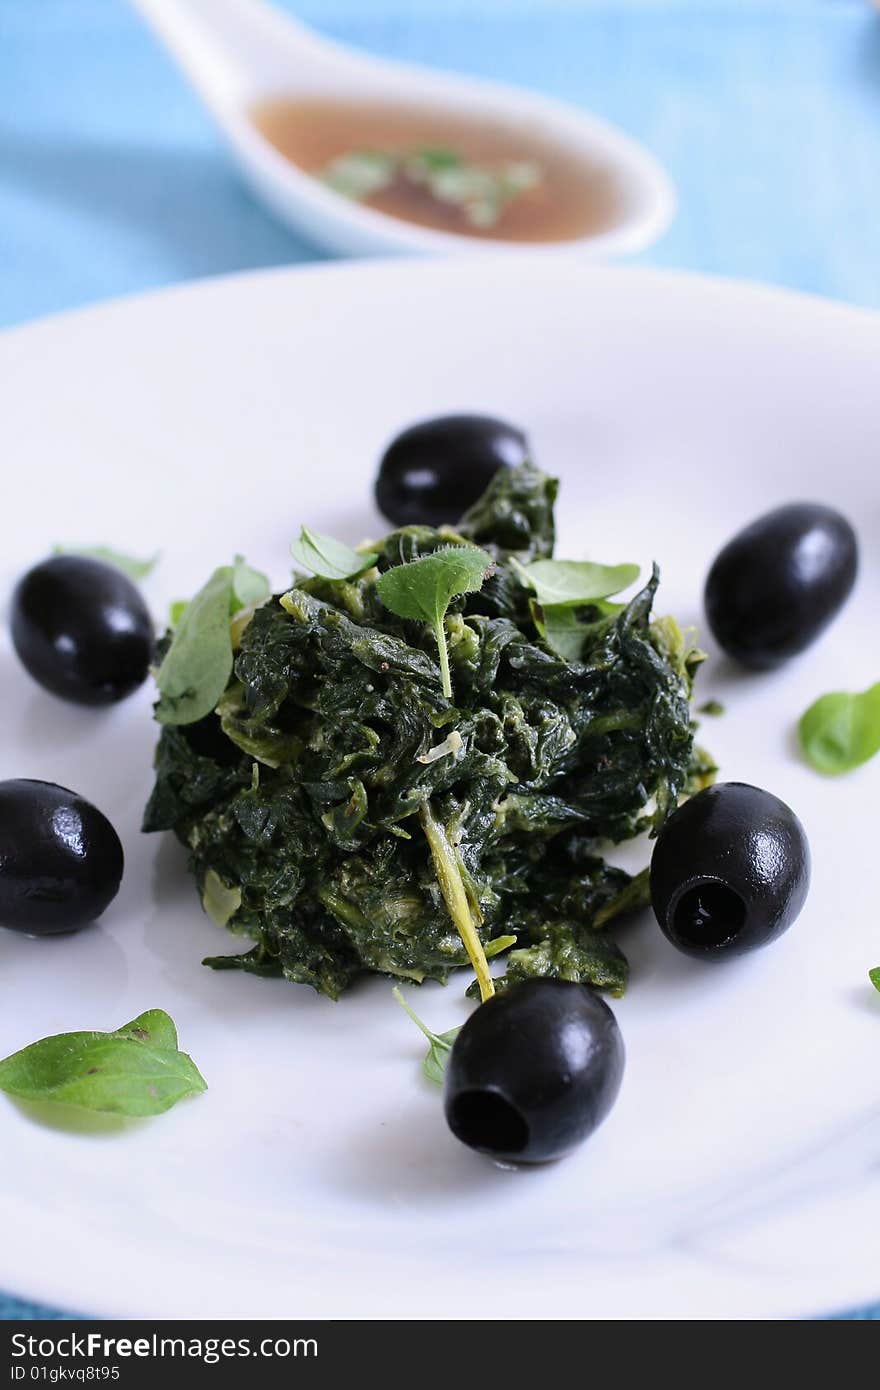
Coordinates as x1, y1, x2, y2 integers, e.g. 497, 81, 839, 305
0, 0, 877, 1319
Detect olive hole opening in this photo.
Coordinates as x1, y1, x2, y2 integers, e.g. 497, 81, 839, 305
670, 881, 747, 949
448, 1090, 529, 1155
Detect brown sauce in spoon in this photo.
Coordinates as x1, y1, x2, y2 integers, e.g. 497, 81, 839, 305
252, 97, 623, 242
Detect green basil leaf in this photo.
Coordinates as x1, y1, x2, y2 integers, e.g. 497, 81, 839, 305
530, 602, 588, 661
869, 967, 880, 994
514, 557, 639, 608
114, 1009, 179, 1051
376, 544, 493, 698
0, 1012, 206, 1117
290, 526, 378, 581
530, 598, 624, 661
232, 555, 270, 612
799, 682, 880, 775
54, 546, 159, 583
154, 566, 235, 726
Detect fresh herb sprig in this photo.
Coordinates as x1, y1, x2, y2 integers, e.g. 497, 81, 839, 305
393, 987, 461, 1085
376, 543, 493, 700
0, 1010, 206, 1118
870, 967, 880, 995
798, 682, 880, 775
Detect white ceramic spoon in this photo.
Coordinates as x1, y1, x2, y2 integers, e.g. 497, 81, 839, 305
130, 0, 675, 258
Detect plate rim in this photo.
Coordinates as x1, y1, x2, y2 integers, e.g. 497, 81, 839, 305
2, 254, 880, 353
1, 255, 878, 1322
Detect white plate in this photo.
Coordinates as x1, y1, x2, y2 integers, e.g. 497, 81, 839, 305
0, 261, 878, 1321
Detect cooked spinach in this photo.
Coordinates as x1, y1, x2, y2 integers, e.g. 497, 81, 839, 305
144, 463, 707, 1000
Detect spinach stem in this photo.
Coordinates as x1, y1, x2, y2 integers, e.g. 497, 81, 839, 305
434, 620, 453, 700
419, 800, 494, 1003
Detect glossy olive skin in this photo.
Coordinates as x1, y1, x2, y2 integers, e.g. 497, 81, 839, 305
0, 779, 124, 935
11, 555, 153, 705
650, 782, 810, 959
444, 978, 625, 1164
375, 414, 529, 527
704, 503, 857, 670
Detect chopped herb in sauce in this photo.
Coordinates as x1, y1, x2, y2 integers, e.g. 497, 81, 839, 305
320, 146, 542, 229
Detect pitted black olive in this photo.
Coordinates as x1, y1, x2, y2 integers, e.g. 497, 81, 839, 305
444, 978, 624, 1163
11, 555, 154, 705
375, 414, 529, 526
704, 503, 857, 670
0, 779, 124, 935
650, 782, 810, 958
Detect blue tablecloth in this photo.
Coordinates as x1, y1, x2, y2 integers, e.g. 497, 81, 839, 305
1, 0, 878, 1320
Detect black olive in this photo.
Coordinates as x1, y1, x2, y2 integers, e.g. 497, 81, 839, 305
0, 779, 124, 936
650, 782, 810, 959
443, 978, 624, 1164
704, 503, 858, 670
375, 414, 529, 527
10, 555, 154, 705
